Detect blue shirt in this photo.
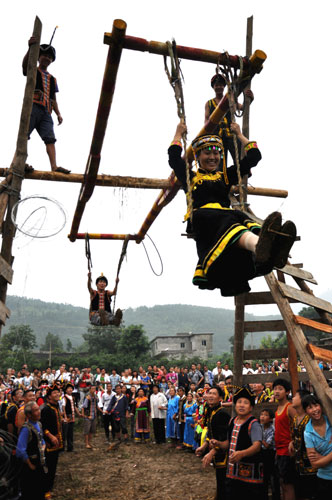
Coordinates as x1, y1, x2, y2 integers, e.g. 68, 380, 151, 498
16, 420, 45, 462
304, 415, 332, 480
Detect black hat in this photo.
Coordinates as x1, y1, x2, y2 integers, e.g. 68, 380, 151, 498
211, 74, 226, 88
39, 44, 56, 62
96, 275, 108, 286
45, 384, 61, 397
233, 385, 255, 406
64, 382, 74, 393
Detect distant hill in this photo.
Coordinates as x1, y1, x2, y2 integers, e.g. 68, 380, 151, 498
3, 296, 283, 354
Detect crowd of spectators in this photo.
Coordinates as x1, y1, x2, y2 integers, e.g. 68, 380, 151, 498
1, 359, 332, 499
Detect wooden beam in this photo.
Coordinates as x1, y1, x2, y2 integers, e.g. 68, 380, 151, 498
307, 344, 332, 363
0, 255, 13, 284
265, 272, 332, 424
244, 320, 285, 332
104, 30, 264, 70
0, 169, 289, 199
276, 264, 317, 285
243, 291, 297, 305
294, 315, 332, 334
233, 294, 246, 387
278, 281, 332, 314
0, 300, 10, 325
243, 348, 288, 359
292, 275, 332, 326
69, 19, 127, 242
0, 17, 42, 335
243, 371, 332, 384
277, 269, 299, 394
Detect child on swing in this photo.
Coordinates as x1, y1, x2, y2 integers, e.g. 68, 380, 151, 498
87, 273, 122, 326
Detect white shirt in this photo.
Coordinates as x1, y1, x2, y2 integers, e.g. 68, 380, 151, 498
222, 369, 233, 378
150, 392, 168, 419
212, 366, 221, 376
99, 390, 115, 411
242, 367, 254, 375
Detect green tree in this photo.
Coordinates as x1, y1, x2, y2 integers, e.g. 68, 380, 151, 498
260, 332, 287, 349
83, 325, 121, 354
66, 338, 73, 352
40, 332, 63, 352
0, 325, 37, 370
118, 325, 150, 358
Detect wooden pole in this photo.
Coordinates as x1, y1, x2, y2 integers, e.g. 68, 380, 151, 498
69, 19, 127, 242
0, 17, 42, 333
0, 168, 288, 198
104, 31, 258, 69
277, 269, 299, 394
233, 294, 246, 387
74, 233, 138, 241
241, 16, 253, 205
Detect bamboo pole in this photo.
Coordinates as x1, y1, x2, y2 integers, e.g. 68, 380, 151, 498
0, 168, 287, 198
74, 233, 138, 240
104, 30, 259, 70
68, 19, 127, 243
0, 17, 42, 331
241, 16, 253, 205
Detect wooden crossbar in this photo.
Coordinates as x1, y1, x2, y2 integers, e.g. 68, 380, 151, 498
243, 320, 285, 332
307, 344, 332, 363
277, 264, 317, 285
294, 315, 332, 334
277, 281, 332, 314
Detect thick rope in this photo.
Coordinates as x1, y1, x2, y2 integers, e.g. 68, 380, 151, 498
85, 233, 92, 273
217, 55, 245, 211
164, 40, 193, 225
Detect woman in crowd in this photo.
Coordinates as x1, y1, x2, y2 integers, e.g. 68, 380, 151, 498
133, 388, 150, 443
303, 394, 332, 499
128, 385, 137, 439
183, 392, 198, 450
166, 386, 179, 446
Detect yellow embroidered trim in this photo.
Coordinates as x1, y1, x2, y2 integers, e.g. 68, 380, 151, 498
203, 225, 247, 272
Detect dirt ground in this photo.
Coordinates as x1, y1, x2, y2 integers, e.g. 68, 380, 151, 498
53, 423, 216, 500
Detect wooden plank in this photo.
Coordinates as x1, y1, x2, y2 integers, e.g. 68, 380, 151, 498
294, 315, 332, 334
277, 281, 332, 314
0, 300, 10, 325
265, 272, 332, 424
243, 291, 297, 305
0, 255, 13, 284
243, 371, 332, 384
243, 348, 288, 359
244, 320, 285, 332
277, 264, 317, 285
307, 344, 332, 363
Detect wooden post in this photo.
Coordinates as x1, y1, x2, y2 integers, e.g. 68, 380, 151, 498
233, 294, 246, 387
277, 270, 299, 394
241, 16, 253, 206
0, 17, 42, 333
69, 19, 127, 242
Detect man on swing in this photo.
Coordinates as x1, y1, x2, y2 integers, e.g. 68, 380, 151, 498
87, 273, 122, 327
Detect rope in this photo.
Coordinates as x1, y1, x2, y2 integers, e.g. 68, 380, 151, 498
141, 234, 163, 277
164, 40, 193, 224
112, 235, 130, 313
217, 55, 246, 211
85, 233, 92, 273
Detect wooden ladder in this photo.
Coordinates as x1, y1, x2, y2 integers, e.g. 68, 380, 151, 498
233, 262, 332, 423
